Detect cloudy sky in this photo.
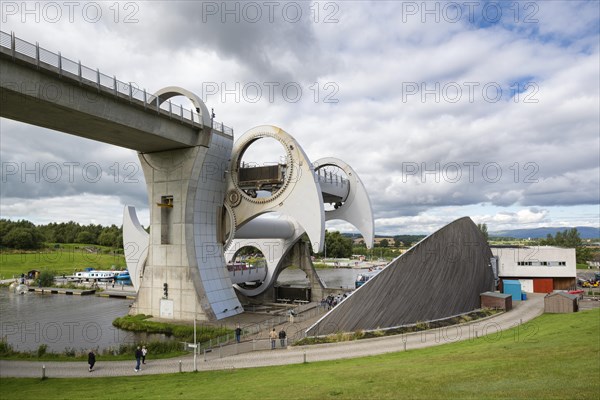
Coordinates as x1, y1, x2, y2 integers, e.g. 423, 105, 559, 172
1, 1, 599, 235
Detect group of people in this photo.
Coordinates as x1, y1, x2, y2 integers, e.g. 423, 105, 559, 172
86, 322, 293, 373
134, 345, 148, 372
86, 345, 148, 373
321, 293, 349, 310
269, 328, 286, 349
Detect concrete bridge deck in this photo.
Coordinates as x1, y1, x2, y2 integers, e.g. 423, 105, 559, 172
0, 30, 232, 152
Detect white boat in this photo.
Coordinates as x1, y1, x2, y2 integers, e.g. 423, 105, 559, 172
71, 270, 118, 281
115, 271, 130, 280
355, 268, 383, 288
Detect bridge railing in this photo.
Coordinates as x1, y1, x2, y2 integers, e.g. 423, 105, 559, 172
187, 303, 326, 358
0, 30, 233, 137
316, 168, 348, 187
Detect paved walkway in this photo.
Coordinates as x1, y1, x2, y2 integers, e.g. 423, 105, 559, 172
0, 294, 545, 378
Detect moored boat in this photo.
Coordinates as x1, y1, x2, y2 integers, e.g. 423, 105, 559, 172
70, 270, 118, 282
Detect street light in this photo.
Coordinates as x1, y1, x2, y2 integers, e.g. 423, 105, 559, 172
193, 318, 197, 371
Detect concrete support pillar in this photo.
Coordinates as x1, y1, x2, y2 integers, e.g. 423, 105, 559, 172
130, 131, 243, 321
286, 241, 326, 302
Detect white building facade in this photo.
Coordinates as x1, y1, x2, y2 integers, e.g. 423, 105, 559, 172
490, 246, 577, 293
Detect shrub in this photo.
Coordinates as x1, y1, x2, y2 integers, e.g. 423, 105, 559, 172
63, 347, 76, 357
37, 270, 55, 287
0, 337, 15, 356
415, 321, 430, 331
37, 344, 47, 357
459, 315, 473, 323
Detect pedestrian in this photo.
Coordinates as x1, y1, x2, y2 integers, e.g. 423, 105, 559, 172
235, 324, 242, 343
134, 346, 142, 372
142, 345, 147, 364
88, 349, 96, 372
269, 328, 277, 350
278, 328, 287, 348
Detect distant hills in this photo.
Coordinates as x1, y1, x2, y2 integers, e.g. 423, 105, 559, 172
343, 226, 600, 241
489, 226, 600, 239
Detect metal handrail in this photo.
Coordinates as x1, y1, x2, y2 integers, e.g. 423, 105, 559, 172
194, 304, 326, 353
0, 30, 233, 137
317, 169, 348, 186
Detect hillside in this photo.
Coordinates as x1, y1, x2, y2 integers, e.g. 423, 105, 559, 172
490, 226, 599, 239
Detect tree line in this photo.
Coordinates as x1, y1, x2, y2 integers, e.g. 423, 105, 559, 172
0, 219, 123, 250
539, 228, 591, 264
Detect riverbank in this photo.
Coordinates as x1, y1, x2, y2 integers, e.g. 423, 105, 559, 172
2, 304, 598, 400
0, 293, 548, 378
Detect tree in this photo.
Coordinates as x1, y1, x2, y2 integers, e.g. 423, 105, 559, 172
477, 223, 489, 241
2, 227, 44, 249
98, 231, 117, 247
75, 231, 96, 244
563, 228, 582, 247
321, 231, 352, 258
541, 228, 589, 264
380, 239, 389, 248
541, 228, 581, 248
37, 270, 55, 287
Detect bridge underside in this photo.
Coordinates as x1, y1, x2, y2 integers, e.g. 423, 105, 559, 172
0, 54, 206, 152
306, 217, 495, 336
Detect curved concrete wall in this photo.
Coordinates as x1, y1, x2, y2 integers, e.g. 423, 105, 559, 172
306, 217, 495, 335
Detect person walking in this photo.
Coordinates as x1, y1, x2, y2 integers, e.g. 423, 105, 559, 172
278, 328, 287, 348
141, 345, 147, 364
269, 328, 277, 350
87, 349, 96, 372
235, 324, 242, 343
134, 346, 142, 372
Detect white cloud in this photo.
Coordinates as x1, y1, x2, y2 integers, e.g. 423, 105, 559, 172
1, 1, 598, 234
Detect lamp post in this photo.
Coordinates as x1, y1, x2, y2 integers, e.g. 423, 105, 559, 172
193, 318, 197, 371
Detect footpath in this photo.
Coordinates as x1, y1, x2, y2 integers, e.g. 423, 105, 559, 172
0, 294, 545, 379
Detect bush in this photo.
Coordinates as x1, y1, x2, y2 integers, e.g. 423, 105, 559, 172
0, 337, 16, 356
37, 270, 55, 287
37, 344, 48, 357
63, 347, 77, 357
415, 321, 430, 331
371, 329, 385, 337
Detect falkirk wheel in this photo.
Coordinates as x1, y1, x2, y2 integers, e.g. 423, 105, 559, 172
123, 92, 374, 321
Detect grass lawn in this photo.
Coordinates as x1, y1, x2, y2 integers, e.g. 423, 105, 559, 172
577, 263, 595, 269
1, 309, 598, 399
0, 245, 126, 279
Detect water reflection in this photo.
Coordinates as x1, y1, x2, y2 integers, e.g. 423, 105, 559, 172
0, 288, 165, 352
0, 268, 366, 352
277, 267, 362, 288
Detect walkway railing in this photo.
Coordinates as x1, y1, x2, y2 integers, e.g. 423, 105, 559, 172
0, 30, 233, 136
184, 304, 327, 359
228, 266, 267, 285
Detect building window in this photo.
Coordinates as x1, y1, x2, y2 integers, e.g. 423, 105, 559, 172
518, 261, 534, 266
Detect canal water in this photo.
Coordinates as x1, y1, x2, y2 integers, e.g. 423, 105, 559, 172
277, 267, 362, 288
0, 268, 368, 352
0, 288, 158, 353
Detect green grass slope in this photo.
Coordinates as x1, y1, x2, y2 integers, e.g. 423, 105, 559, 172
1, 309, 598, 399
